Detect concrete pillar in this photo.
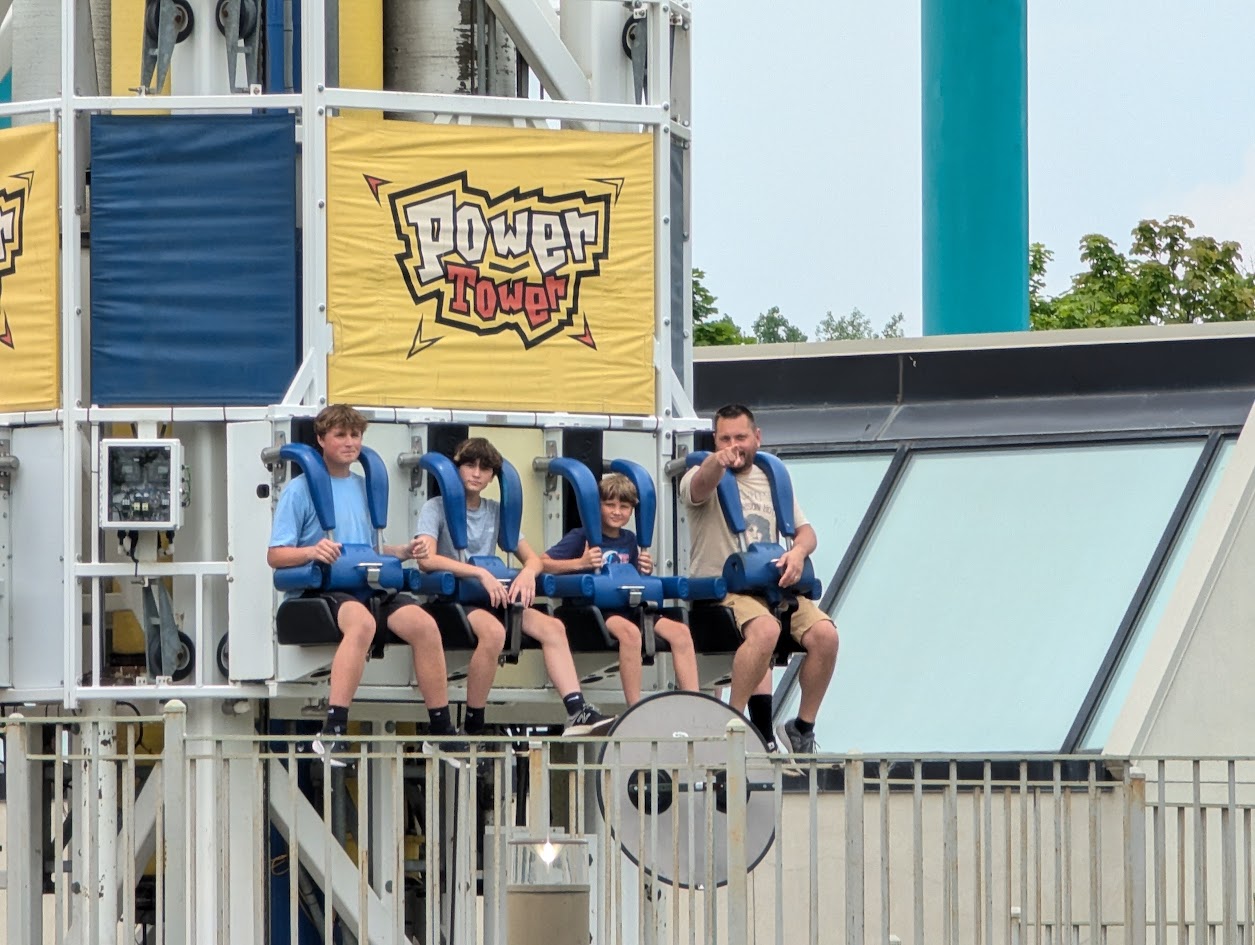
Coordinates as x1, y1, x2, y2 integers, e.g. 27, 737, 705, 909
11, 0, 61, 116
383, 0, 514, 114
921, 0, 1028, 334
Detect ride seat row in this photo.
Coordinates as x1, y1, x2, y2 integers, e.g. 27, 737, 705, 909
272, 443, 821, 668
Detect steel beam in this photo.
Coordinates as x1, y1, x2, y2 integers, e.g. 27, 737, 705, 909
267, 757, 400, 944
5, 716, 44, 943
486, 0, 589, 103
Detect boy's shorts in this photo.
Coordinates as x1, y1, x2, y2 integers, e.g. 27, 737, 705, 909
723, 592, 831, 644
301, 590, 421, 624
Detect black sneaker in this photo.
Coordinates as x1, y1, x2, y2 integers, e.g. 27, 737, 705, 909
563, 703, 616, 736
778, 718, 817, 755
311, 729, 354, 768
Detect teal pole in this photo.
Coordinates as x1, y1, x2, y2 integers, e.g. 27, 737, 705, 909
0, 73, 10, 130
922, 0, 1028, 334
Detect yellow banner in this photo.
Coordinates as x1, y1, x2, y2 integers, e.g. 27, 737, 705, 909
0, 123, 59, 412
327, 119, 655, 414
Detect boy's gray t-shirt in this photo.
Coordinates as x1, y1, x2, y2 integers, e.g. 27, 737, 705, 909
415, 495, 511, 558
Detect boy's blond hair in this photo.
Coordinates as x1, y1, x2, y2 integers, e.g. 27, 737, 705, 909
314, 404, 368, 438
598, 472, 638, 506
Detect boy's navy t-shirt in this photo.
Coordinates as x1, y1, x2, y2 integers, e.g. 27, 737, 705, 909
545, 526, 639, 568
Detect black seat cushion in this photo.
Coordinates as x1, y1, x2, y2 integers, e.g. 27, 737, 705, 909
276, 597, 342, 646
688, 601, 805, 663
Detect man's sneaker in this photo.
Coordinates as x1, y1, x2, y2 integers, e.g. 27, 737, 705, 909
778, 718, 817, 755
311, 730, 354, 769
563, 704, 616, 736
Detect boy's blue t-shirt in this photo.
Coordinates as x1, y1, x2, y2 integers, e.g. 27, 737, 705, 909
415, 495, 510, 558
545, 526, 639, 569
269, 472, 375, 549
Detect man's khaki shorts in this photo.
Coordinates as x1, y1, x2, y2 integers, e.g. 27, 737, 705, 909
724, 592, 832, 644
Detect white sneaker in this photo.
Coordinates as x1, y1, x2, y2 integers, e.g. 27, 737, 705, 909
311, 732, 352, 769
420, 736, 470, 768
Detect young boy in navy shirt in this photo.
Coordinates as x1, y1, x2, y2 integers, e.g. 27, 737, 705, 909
542, 473, 698, 705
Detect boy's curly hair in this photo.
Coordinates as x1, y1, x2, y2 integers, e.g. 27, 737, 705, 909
314, 404, 368, 438
452, 437, 503, 477
598, 472, 639, 507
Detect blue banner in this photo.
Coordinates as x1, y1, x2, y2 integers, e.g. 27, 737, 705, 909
90, 113, 298, 405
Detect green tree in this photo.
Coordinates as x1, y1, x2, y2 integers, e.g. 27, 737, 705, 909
1029, 242, 1056, 324
692, 267, 752, 345
752, 306, 808, 343
881, 312, 905, 338
815, 308, 905, 341
692, 267, 718, 323
699, 315, 755, 346
1031, 217, 1255, 330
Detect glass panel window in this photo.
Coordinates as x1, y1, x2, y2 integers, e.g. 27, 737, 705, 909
1081, 438, 1236, 749
809, 440, 1205, 753
783, 453, 895, 594
771, 453, 894, 691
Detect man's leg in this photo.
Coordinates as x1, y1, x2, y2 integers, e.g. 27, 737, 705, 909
729, 614, 780, 713
746, 672, 776, 749
386, 603, 451, 720
465, 609, 506, 709
603, 614, 643, 705
653, 617, 699, 692
796, 618, 839, 723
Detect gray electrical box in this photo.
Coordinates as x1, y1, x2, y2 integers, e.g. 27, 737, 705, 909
100, 439, 184, 529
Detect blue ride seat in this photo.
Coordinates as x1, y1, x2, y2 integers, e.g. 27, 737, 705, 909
682, 450, 822, 663
540, 457, 725, 657
413, 451, 538, 663
271, 442, 460, 653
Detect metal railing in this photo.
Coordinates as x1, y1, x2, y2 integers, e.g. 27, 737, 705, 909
3, 706, 1255, 945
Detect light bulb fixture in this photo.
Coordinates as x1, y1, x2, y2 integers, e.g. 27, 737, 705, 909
537, 839, 559, 866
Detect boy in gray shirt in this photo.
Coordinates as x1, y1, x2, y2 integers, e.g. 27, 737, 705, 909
415, 437, 614, 736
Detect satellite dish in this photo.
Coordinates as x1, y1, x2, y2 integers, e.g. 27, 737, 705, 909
596, 692, 777, 888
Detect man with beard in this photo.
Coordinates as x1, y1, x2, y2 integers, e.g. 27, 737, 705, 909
680, 404, 839, 754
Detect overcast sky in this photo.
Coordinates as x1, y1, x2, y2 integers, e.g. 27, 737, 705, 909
691, 2, 1255, 338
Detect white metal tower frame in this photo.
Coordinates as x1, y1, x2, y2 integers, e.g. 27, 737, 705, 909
0, 3, 704, 942
0, 0, 701, 708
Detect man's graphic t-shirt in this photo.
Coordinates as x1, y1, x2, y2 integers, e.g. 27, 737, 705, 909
679, 462, 808, 578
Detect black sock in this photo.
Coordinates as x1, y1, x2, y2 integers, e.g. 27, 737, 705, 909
464, 706, 487, 735
747, 694, 775, 745
562, 692, 586, 716
325, 705, 349, 733
427, 705, 455, 735
793, 717, 815, 736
